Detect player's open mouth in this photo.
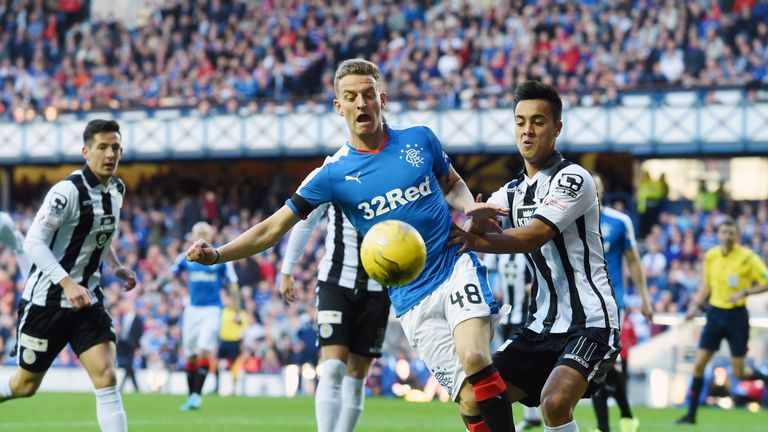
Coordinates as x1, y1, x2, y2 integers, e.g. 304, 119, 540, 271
104, 164, 115, 170
357, 114, 372, 123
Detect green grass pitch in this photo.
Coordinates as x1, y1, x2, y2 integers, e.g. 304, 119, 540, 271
0, 392, 764, 431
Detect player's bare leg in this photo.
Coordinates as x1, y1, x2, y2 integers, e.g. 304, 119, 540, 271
0, 368, 46, 401
80, 341, 127, 432
454, 317, 514, 432
540, 365, 589, 432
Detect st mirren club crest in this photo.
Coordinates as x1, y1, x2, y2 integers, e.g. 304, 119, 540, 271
95, 215, 116, 247
399, 144, 425, 167
22, 348, 36, 365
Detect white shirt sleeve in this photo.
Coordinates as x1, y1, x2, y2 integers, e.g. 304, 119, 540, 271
23, 181, 78, 284
224, 261, 239, 284
487, 181, 514, 229
533, 165, 598, 235
280, 202, 329, 275
0, 212, 22, 252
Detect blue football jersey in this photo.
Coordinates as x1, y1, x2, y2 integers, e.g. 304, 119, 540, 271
171, 254, 238, 307
286, 124, 464, 316
600, 207, 637, 308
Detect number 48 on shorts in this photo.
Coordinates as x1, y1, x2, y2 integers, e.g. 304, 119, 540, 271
449, 283, 483, 308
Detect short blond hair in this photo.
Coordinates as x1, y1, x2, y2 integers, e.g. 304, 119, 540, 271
191, 221, 213, 242
333, 58, 382, 94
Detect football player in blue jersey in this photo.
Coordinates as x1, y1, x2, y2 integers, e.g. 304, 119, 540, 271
156, 221, 241, 411
187, 58, 515, 432
590, 173, 652, 432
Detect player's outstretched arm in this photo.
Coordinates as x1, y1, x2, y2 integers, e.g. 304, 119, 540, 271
449, 219, 555, 254
438, 165, 508, 219
187, 205, 301, 265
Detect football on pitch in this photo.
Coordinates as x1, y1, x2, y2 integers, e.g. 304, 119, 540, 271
360, 220, 427, 286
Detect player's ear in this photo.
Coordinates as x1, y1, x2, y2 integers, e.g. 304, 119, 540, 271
380, 91, 387, 108
555, 120, 563, 136
333, 99, 343, 117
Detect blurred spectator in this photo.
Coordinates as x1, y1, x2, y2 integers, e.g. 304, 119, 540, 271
2, 0, 768, 119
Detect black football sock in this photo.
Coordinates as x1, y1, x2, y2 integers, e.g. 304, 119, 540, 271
592, 387, 610, 432
687, 376, 704, 419
467, 365, 514, 432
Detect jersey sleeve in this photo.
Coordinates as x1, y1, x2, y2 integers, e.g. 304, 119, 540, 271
170, 253, 187, 277
223, 261, 239, 284
533, 165, 598, 235
0, 212, 22, 253
280, 202, 329, 275
422, 126, 450, 179
487, 182, 514, 229
619, 213, 637, 252
23, 181, 78, 284
286, 163, 333, 219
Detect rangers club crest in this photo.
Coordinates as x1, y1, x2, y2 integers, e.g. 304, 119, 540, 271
400, 144, 424, 168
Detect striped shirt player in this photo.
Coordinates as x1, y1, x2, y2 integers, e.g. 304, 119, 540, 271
22, 168, 124, 309
1, 119, 134, 432
445, 80, 620, 431
280, 202, 389, 356
280, 202, 390, 432
484, 253, 530, 340
482, 152, 621, 407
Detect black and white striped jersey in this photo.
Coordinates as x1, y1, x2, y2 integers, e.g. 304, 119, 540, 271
488, 152, 619, 334
484, 253, 529, 326
22, 165, 125, 308
281, 202, 384, 292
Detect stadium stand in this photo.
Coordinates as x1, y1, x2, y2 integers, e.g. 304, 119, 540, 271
0, 0, 767, 120
0, 0, 767, 407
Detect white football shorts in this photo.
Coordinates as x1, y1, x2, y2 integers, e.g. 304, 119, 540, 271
399, 252, 498, 401
182, 305, 222, 355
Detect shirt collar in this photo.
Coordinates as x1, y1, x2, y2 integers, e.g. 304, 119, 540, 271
521, 151, 564, 180
83, 164, 103, 189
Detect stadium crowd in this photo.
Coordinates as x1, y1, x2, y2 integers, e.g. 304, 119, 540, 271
0, 168, 767, 398
2, 0, 768, 119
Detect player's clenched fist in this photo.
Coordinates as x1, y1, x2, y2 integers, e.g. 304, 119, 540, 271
186, 239, 219, 265
63, 282, 91, 310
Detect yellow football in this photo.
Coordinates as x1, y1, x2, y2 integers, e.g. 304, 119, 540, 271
360, 220, 427, 286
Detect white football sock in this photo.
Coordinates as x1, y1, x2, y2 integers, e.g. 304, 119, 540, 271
94, 386, 127, 432
315, 359, 347, 432
524, 405, 540, 421
0, 375, 13, 401
545, 419, 579, 432
335, 375, 366, 432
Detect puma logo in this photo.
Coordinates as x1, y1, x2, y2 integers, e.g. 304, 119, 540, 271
344, 171, 362, 184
